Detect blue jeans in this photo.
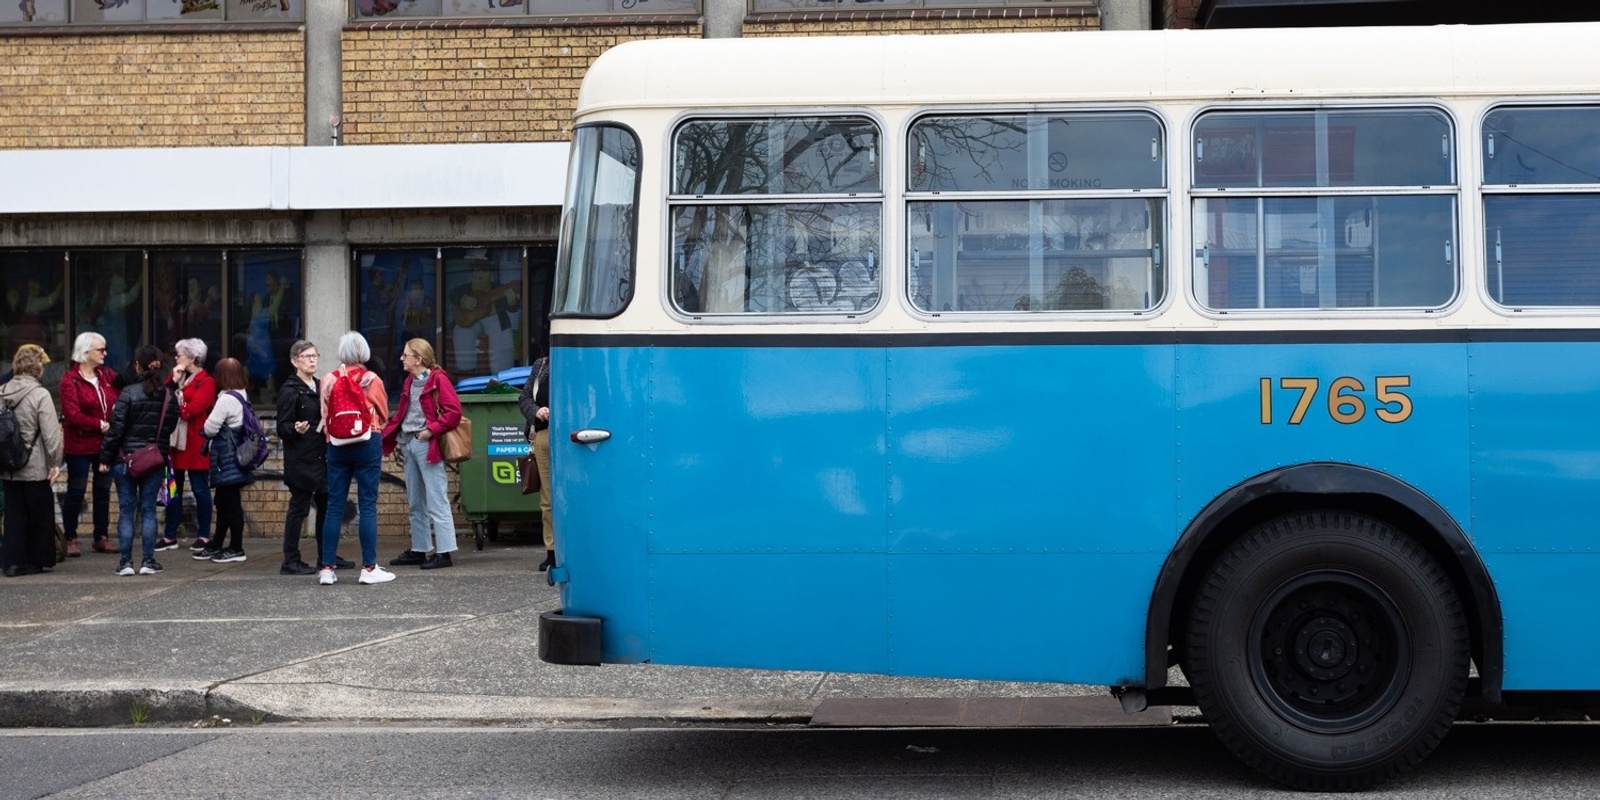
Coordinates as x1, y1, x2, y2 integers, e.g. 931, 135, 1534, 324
113, 463, 164, 563
164, 468, 213, 543
400, 436, 457, 554
62, 453, 112, 542
322, 435, 381, 568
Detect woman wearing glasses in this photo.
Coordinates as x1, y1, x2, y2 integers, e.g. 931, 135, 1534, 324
275, 340, 352, 576
59, 332, 120, 557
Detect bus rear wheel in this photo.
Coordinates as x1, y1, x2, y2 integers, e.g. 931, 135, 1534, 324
1185, 511, 1470, 791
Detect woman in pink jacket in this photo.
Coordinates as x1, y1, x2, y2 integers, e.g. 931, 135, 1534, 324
380, 338, 463, 570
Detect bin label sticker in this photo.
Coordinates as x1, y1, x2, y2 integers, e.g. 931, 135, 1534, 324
488, 424, 531, 458
492, 461, 518, 485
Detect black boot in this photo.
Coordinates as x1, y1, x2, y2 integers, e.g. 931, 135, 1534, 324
538, 549, 555, 572
421, 552, 453, 570
389, 549, 426, 566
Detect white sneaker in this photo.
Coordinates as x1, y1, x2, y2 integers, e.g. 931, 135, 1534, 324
358, 565, 396, 585
318, 567, 337, 585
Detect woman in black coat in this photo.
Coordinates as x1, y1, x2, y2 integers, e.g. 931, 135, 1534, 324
275, 340, 350, 575
98, 346, 178, 576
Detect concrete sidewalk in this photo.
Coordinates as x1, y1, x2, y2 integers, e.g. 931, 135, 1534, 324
0, 535, 1132, 728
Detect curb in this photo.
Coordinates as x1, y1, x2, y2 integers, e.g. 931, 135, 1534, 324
0, 687, 268, 728
0, 686, 814, 728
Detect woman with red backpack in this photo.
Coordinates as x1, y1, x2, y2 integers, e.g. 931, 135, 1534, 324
317, 331, 396, 586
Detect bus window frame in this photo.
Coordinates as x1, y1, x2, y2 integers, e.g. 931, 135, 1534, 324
1186, 101, 1465, 320
1477, 99, 1600, 317
663, 108, 890, 325
900, 104, 1174, 321
552, 121, 642, 321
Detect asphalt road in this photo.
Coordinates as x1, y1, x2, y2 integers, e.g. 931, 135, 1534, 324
3, 721, 1599, 798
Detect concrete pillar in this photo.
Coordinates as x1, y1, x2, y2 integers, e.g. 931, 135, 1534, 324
702, 0, 743, 38
303, 210, 350, 359
305, 0, 344, 146
1100, 0, 1152, 30
304, 0, 352, 338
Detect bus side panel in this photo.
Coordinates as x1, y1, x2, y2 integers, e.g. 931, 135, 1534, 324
649, 553, 891, 673
882, 345, 1175, 684
555, 344, 658, 664
640, 346, 893, 672
1468, 341, 1600, 691
1172, 342, 1472, 581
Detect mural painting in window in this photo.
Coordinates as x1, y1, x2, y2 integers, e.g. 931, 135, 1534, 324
72, 251, 143, 373
0, 251, 67, 388
356, 249, 436, 403
445, 246, 522, 376
229, 251, 302, 399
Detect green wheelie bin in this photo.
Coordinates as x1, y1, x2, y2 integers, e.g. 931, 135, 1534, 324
455, 391, 542, 550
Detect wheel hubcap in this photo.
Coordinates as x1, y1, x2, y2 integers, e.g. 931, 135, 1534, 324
1249, 571, 1410, 734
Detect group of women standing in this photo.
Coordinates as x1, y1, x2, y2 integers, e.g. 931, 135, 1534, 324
1, 328, 488, 583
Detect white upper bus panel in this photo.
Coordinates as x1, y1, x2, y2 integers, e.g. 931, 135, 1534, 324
575, 24, 1600, 115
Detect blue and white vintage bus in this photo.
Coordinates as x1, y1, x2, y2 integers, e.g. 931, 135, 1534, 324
537, 23, 1600, 789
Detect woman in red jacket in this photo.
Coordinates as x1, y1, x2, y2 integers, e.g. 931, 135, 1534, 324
380, 338, 463, 570
164, 338, 217, 553
59, 332, 120, 556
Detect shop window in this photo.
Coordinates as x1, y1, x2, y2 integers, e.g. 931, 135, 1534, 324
1, 0, 301, 24
350, 0, 696, 20
0, 247, 304, 404
354, 244, 554, 406
0, 251, 68, 390
229, 250, 304, 400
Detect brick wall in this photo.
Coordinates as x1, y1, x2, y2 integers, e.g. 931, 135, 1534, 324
340, 23, 698, 145
0, 31, 305, 150
1163, 0, 1200, 29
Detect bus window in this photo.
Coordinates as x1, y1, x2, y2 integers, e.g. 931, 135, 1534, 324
905, 112, 1165, 314
1192, 108, 1457, 311
553, 125, 639, 318
670, 116, 882, 316
1482, 106, 1600, 308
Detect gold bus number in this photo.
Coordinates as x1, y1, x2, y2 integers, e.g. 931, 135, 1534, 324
1259, 376, 1413, 425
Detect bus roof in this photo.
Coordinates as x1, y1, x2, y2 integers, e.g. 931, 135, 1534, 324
576, 23, 1600, 116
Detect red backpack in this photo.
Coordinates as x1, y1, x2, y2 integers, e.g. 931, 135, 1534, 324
326, 367, 373, 445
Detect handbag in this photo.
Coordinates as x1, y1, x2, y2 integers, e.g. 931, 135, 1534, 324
519, 452, 541, 495
124, 389, 172, 479
440, 417, 473, 464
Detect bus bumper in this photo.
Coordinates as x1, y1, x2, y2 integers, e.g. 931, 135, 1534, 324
538, 610, 604, 665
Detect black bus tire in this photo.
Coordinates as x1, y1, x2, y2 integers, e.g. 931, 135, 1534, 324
1185, 510, 1470, 791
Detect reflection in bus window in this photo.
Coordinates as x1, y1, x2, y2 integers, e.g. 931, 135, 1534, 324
670, 116, 882, 316
906, 112, 1165, 313
554, 125, 639, 318
1483, 106, 1600, 308
1192, 108, 1458, 311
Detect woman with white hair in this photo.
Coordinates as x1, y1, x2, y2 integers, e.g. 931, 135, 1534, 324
164, 338, 218, 555
1, 344, 64, 577
59, 331, 120, 556
317, 331, 396, 585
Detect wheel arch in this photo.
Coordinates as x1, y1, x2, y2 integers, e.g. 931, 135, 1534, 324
1144, 462, 1502, 703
